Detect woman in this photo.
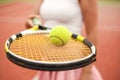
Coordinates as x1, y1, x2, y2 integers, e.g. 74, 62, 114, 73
26, 0, 103, 80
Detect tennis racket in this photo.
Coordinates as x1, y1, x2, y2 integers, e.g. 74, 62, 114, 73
4, 18, 96, 71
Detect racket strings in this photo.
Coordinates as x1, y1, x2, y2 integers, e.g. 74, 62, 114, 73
10, 33, 91, 62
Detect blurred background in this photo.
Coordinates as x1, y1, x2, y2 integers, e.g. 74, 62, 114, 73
0, 0, 120, 80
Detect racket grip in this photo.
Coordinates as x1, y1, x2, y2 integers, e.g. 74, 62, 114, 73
32, 18, 51, 30
32, 18, 41, 25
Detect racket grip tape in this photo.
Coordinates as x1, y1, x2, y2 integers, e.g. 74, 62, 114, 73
32, 18, 51, 30
32, 18, 41, 25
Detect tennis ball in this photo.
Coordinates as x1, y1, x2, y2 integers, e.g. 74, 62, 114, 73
49, 25, 71, 46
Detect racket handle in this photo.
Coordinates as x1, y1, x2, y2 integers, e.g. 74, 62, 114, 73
29, 18, 41, 30
32, 18, 41, 26
32, 18, 51, 30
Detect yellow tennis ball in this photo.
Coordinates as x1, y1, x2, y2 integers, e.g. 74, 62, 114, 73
49, 25, 71, 46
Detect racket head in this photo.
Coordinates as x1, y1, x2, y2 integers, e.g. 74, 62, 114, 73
5, 26, 96, 71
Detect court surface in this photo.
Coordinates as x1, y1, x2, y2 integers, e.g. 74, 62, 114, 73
0, 1, 120, 80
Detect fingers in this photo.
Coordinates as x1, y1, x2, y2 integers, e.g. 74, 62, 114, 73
28, 14, 40, 20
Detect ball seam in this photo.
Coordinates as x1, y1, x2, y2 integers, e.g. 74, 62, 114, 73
50, 36, 64, 46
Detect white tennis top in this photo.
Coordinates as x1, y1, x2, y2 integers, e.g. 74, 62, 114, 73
40, 0, 83, 34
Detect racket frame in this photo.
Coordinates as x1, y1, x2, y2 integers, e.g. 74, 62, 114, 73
5, 25, 96, 71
